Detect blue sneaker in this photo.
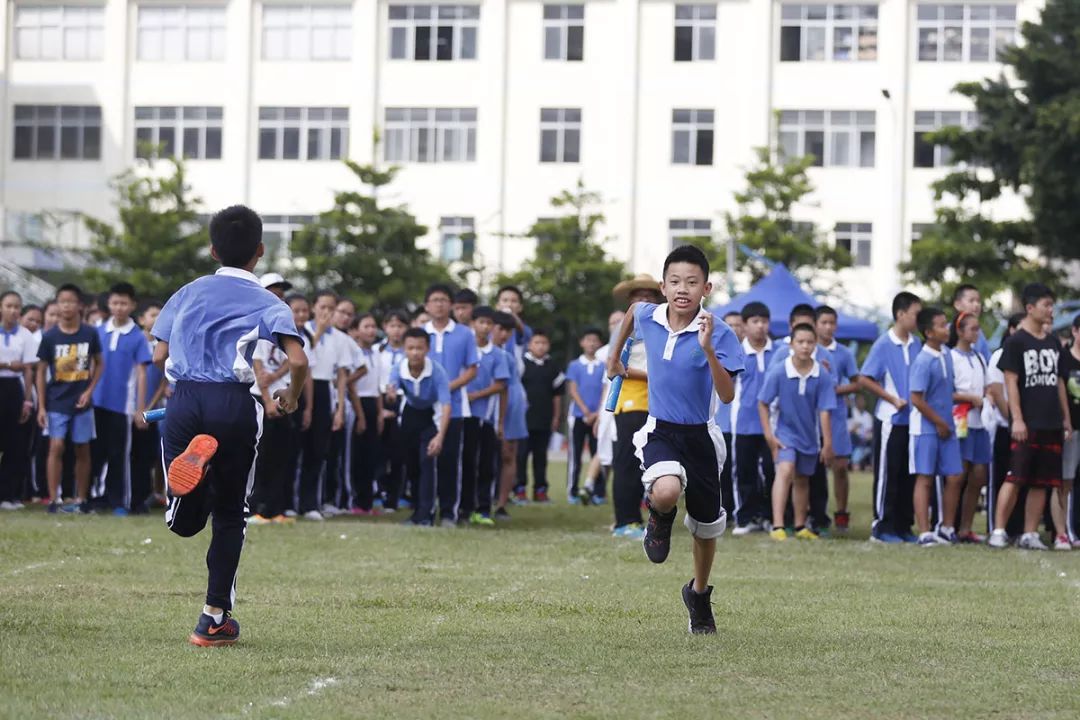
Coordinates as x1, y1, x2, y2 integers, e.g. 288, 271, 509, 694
373, 498, 385, 513
899, 532, 919, 544
112, 507, 129, 517
398, 498, 412, 510
48, 502, 59, 514
567, 496, 582, 506
590, 496, 607, 506
613, 523, 645, 540
189, 612, 240, 647
60, 502, 82, 514
870, 529, 904, 544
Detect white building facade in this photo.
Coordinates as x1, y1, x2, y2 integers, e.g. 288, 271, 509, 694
0, 0, 1039, 309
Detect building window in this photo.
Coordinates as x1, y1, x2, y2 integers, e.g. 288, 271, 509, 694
779, 4, 877, 62
543, 4, 584, 61
15, 5, 104, 61
384, 108, 477, 163
134, 106, 223, 160
262, 5, 351, 61
911, 222, 934, 245
671, 109, 713, 166
257, 107, 349, 161
262, 214, 315, 262
13, 105, 101, 160
668, 219, 712, 249
913, 110, 979, 167
137, 5, 226, 61
539, 108, 581, 163
778, 110, 875, 167
439, 216, 475, 262
835, 222, 872, 267
917, 4, 1017, 62
674, 5, 716, 61
388, 4, 479, 60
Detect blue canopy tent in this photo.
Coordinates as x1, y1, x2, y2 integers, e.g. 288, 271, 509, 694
712, 264, 880, 342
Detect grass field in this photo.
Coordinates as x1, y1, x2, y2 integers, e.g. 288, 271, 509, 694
2, 467, 1079, 720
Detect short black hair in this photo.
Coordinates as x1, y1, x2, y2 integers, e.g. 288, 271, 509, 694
741, 302, 770, 321
335, 297, 356, 310
662, 244, 710, 279
789, 303, 816, 323
492, 311, 516, 330
1020, 282, 1055, 309
1, 290, 20, 304
352, 312, 375, 328
312, 290, 338, 305
580, 326, 603, 341
722, 311, 741, 321
209, 205, 263, 268
1072, 312, 1080, 330
472, 305, 495, 321
917, 306, 945, 338
454, 288, 478, 305
383, 308, 410, 326
530, 328, 550, 340
21, 303, 40, 316
108, 282, 136, 301
284, 293, 309, 307
496, 285, 523, 302
892, 291, 922, 320
403, 327, 430, 345
137, 300, 162, 315
56, 283, 83, 302
791, 323, 817, 339
425, 283, 454, 302
814, 305, 837, 321
951, 284, 979, 305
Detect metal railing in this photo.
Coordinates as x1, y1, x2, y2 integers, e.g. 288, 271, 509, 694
0, 253, 56, 306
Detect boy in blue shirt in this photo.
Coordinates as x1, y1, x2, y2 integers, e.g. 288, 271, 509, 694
731, 301, 775, 535
758, 324, 836, 540
491, 312, 529, 520
388, 328, 452, 527
565, 327, 605, 504
36, 283, 103, 513
463, 306, 510, 525
815, 305, 861, 534
90, 282, 152, 515
607, 246, 744, 634
909, 307, 963, 546
858, 291, 923, 543
152, 206, 308, 647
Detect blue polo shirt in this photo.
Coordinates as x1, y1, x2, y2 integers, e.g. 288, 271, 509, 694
758, 357, 837, 455
92, 319, 153, 415
823, 339, 857, 418
467, 343, 511, 424
390, 357, 451, 411
909, 346, 956, 436
425, 320, 479, 419
634, 303, 745, 426
145, 340, 167, 408
566, 355, 605, 418
859, 329, 922, 426
974, 330, 991, 363
733, 338, 776, 435
152, 267, 301, 384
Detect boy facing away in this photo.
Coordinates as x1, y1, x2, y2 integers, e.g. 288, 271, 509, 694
152, 206, 308, 646
607, 245, 744, 634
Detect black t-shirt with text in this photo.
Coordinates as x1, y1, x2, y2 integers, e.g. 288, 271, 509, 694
37, 323, 102, 415
997, 329, 1062, 431
1060, 344, 1080, 430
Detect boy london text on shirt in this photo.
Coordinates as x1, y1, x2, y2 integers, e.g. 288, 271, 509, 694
758, 357, 836, 455
860, 329, 923, 425
909, 346, 956, 436
634, 303, 745, 426
153, 267, 301, 384
997, 329, 1064, 431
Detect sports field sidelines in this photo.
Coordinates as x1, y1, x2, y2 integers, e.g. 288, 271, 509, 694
1, 468, 1078, 720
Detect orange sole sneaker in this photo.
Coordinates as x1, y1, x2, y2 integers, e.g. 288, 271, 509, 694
168, 434, 219, 497
188, 633, 238, 648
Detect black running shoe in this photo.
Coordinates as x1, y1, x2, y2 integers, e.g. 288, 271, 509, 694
681, 580, 716, 635
642, 504, 677, 564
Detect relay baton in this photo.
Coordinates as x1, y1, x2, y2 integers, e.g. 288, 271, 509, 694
142, 408, 167, 423
604, 338, 634, 412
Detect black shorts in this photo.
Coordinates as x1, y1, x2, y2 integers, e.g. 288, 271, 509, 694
632, 417, 727, 539
1007, 429, 1064, 488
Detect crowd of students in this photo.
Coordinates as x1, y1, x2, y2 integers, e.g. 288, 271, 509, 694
1, 272, 1077, 549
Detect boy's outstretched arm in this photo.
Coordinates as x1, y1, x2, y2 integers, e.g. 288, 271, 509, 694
274, 336, 309, 414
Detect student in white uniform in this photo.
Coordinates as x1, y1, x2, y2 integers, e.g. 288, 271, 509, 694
347, 313, 385, 514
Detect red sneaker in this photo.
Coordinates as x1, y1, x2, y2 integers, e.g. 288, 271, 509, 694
168, 435, 218, 497
958, 531, 986, 544
834, 511, 850, 535
533, 489, 551, 504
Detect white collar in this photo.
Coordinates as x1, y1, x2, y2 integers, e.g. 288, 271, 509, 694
887, 328, 914, 347
105, 318, 136, 335
478, 342, 494, 356
650, 303, 703, 335
215, 267, 261, 284
578, 354, 601, 365
785, 356, 821, 380
741, 337, 773, 355
824, 340, 838, 351
525, 351, 547, 365
424, 319, 456, 335
922, 345, 942, 358
399, 356, 433, 382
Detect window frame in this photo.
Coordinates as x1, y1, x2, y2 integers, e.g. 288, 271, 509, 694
134, 106, 224, 160
539, 108, 581, 164
14, 5, 105, 61
912, 109, 979, 168
13, 104, 102, 161
673, 4, 716, 62
387, 4, 480, 61
383, 107, 478, 164
542, 4, 584, 61
779, 4, 879, 62
668, 218, 712, 250
261, 4, 352, 61
915, 4, 1017, 63
671, 108, 714, 166
439, 216, 476, 263
834, 222, 873, 267
136, 5, 227, 62
778, 109, 876, 168
257, 107, 350, 161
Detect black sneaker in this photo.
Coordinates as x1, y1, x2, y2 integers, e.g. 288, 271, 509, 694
681, 580, 716, 635
643, 504, 677, 564
494, 506, 511, 521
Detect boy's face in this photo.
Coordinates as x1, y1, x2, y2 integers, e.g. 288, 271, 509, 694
791, 330, 817, 360
290, 300, 310, 327
1, 295, 21, 326
425, 292, 451, 322
108, 294, 135, 323
724, 314, 745, 342
85, 308, 102, 325
21, 308, 42, 333
472, 316, 493, 343
790, 314, 814, 333
56, 291, 81, 321
384, 317, 407, 343
403, 336, 428, 365
357, 317, 378, 344
313, 295, 336, 324
580, 333, 602, 356
491, 325, 511, 347
453, 303, 474, 325
528, 335, 550, 357
333, 301, 355, 331
745, 315, 769, 343
140, 306, 160, 331
43, 304, 59, 329
412, 312, 430, 328
661, 262, 709, 315
815, 313, 837, 344
954, 289, 982, 317
926, 314, 950, 344
897, 303, 921, 333
1027, 296, 1055, 325
497, 290, 522, 315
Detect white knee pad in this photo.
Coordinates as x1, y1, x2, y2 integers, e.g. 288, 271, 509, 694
684, 510, 727, 540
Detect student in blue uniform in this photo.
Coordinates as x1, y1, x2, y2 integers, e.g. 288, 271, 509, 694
758, 323, 836, 541
767, 304, 817, 369
607, 245, 744, 635
730, 302, 776, 535
565, 327, 605, 504
909, 307, 964, 546
491, 312, 528, 520
858, 291, 923, 543
152, 206, 308, 647
389, 328, 451, 527
814, 306, 860, 533
464, 306, 510, 524
496, 285, 532, 371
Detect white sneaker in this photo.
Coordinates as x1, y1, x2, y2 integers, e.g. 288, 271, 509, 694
988, 529, 1010, 548
731, 524, 755, 537
302, 510, 325, 521
283, 509, 298, 518
1053, 534, 1072, 551
0, 501, 16, 511
321, 504, 342, 517
1017, 532, 1048, 551
935, 526, 958, 544
12, 501, 25, 510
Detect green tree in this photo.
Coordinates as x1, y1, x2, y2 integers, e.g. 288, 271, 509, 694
79, 157, 215, 299
496, 181, 626, 363
289, 161, 451, 311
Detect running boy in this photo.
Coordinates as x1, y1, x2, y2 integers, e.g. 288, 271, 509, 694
758, 323, 835, 541
152, 206, 308, 646
607, 245, 744, 634
909, 307, 963, 546
731, 301, 775, 534
565, 327, 605, 504
36, 284, 103, 513
464, 306, 510, 524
